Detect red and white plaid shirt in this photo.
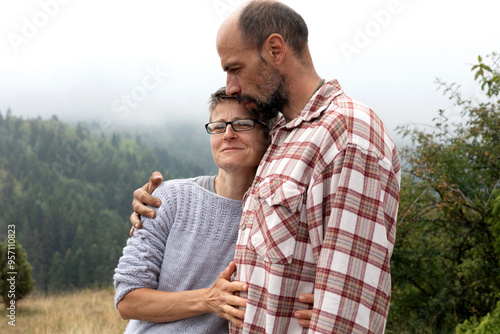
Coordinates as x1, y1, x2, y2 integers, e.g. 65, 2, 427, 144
231, 80, 401, 334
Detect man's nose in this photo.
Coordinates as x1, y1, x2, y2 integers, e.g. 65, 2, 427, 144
226, 74, 240, 97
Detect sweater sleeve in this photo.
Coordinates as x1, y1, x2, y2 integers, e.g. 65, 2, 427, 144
113, 183, 174, 308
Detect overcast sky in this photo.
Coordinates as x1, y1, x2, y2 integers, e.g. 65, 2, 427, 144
1, 0, 499, 143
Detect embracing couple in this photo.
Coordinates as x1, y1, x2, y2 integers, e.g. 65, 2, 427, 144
114, 1, 401, 334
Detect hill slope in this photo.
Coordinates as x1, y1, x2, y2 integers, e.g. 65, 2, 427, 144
0, 111, 208, 291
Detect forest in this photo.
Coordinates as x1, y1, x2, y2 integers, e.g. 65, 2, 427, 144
0, 52, 499, 333
0, 113, 209, 292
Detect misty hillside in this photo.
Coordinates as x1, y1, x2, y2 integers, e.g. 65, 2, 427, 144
0, 110, 211, 291
80, 119, 219, 176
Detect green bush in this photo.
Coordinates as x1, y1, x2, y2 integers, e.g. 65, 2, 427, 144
456, 301, 500, 334
388, 52, 500, 333
0, 237, 34, 305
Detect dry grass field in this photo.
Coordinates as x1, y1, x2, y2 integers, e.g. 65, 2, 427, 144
0, 288, 128, 333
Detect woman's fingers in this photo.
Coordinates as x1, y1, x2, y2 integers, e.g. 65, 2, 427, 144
294, 293, 314, 328
299, 293, 314, 304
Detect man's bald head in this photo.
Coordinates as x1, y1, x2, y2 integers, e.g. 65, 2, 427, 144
218, 1, 309, 58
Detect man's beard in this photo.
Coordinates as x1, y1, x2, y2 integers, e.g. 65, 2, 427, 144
237, 61, 288, 123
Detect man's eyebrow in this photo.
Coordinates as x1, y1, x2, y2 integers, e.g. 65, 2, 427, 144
223, 62, 241, 72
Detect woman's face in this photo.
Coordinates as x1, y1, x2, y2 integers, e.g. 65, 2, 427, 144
210, 101, 270, 173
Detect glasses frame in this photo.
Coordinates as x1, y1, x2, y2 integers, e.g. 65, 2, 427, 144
205, 118, 267, 134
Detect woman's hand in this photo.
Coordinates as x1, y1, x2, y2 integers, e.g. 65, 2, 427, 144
294, 293, 314, 328
129, 171, 163, 236
205, 262, 248, 329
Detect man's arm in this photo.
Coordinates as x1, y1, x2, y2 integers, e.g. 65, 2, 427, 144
308, 145, 400, 333
129, 171, 163, 235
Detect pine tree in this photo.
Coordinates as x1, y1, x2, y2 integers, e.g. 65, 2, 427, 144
0, 237, 34, 305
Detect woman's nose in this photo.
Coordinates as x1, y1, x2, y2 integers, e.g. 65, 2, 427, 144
223, 124, 237, 140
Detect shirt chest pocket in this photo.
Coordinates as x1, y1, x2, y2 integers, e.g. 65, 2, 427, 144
248, 178, 306, 264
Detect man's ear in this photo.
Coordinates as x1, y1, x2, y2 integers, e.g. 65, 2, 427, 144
264, 33, 286, 65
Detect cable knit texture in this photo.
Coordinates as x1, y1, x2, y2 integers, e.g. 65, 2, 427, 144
114, 176, 242, 334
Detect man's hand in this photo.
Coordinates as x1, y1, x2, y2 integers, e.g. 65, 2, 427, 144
205, 262, 248, 329
129, 171, 164, 236
294, 293, 314, 328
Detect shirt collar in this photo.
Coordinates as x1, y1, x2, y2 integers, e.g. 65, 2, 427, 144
274, 79, 343, 130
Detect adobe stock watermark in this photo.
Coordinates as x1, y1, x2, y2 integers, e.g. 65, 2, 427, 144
51, 65, 169, 180
212, 0, 245, 21
7, 0, 71, 54
5, 225, 17, 327
340, 0, 414, 62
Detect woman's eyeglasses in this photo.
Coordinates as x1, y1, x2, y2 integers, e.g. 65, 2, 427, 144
205, 119, 266, 134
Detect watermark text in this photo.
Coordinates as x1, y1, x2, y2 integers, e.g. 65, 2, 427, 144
6, 225, 17, 326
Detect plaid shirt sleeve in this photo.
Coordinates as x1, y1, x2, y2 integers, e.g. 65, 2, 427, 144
308, 143, 400, 333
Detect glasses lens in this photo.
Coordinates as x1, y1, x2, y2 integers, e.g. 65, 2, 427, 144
232, 119, 255, 131
207, 122, 226, 134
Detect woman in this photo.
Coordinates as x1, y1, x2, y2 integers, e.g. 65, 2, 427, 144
114, 88, 274, 333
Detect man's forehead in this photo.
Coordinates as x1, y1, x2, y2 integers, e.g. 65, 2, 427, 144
217, 18, 240, 48
217, 29, 246, 65
217, 9, 239, 39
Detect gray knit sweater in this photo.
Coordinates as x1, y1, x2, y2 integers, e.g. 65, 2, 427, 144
114, 176, 242, 334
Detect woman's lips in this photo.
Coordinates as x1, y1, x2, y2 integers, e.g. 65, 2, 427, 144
221, 147, 243, 152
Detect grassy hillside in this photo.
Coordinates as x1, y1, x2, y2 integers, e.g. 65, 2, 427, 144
0, 288, 127, 333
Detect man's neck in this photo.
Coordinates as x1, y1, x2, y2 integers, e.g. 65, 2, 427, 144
282, 73, 323, 123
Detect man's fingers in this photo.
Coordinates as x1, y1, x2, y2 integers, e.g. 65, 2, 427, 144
127, 172, 162, 237
130, 212, 143, 228
133, 188, 161, 209
147, 171, 163, 194
132, 196, 158, 220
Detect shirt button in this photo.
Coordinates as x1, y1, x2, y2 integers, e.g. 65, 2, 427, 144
241, 223, 246, 231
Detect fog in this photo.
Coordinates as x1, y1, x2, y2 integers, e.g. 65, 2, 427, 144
1, 0, 499, 143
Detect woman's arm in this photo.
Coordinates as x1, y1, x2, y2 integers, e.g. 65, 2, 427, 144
117, 262, 248, 328
117, 287, 208, 322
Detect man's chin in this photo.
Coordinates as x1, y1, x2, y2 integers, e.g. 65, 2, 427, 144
237, 96, 281, 121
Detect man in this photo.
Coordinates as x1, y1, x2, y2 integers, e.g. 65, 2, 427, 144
133, 1, 400, 333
